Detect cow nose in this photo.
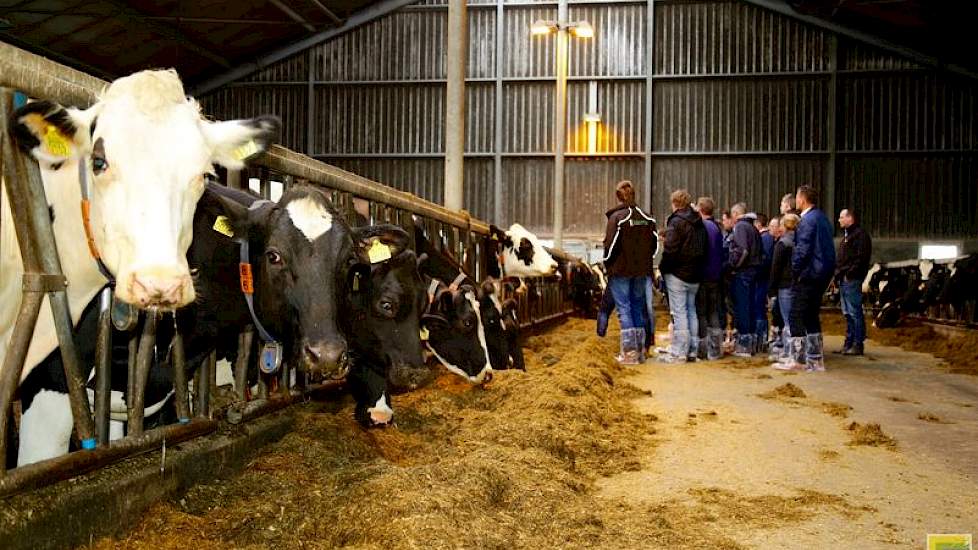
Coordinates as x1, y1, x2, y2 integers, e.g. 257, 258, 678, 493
303, 340, 348, 378
130, 273, 189, 309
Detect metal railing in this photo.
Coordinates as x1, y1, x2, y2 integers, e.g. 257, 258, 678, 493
0, 42, 578, 497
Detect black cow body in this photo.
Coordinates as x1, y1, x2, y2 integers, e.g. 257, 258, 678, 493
14, 183, 358, 465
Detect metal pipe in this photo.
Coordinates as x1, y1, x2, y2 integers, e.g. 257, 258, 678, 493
170, 325, 191, 423
234, 328, 254, 402
279, 363, 290, 399
207, 351, 217, 405
267, 0, 317, 32
225, 380, 344, 425
259, 146, 490, 234
0, 42, 104, 107
644, 0, 655, 214
128, 314, 157, 436
825, 35, 839, 225
7, 125, 97, 450
443, 0, 467, 212
0, 419, 217, 498
196, 349, 211, 419
493, 0, 505, 226
94, 287, 112, 446
0, 292, 44, 475
552, 0, 569, 250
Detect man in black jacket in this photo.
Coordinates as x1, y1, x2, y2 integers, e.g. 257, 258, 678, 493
658, 189, 707, 362
835, 208, 872, 355
603, 180, 658, 365
728, 203, 762, 357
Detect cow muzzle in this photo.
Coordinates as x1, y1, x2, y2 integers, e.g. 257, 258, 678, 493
302, 339, 349, 379
124, 269, 193, 310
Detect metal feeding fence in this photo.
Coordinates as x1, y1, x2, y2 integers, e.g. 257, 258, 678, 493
0, 42, 577, 498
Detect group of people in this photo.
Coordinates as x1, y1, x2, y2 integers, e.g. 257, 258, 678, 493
600, 180, 873, 372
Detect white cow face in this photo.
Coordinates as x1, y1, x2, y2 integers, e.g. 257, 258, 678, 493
501, 223, 559, 278
11, 70, 280, 310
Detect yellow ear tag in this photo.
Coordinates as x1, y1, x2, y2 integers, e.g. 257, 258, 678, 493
367, 239, 392, 264
212, 215, 234, 237
419, 327, 429, 341
232, 139, 259, 161
43, 125, 71, 158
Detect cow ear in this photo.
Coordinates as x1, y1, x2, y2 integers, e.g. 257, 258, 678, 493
353, 224, 411, 260
202, 115, 281, 170
8, 100, 95, 167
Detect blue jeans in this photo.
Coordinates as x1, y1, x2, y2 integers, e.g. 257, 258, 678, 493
840, 279, 865, 346
731, 270, 756, 336
753, 279, 770, 341
664, 273, 699, 355
777, 288, 793, 337
645, 276, 656, 338
609, 276, 648, 330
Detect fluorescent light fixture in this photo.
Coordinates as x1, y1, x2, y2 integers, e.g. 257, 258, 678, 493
531, 20, 555, 35
920, 244, 959, 260
583, 112, 601, 123
570, 21, 594, 38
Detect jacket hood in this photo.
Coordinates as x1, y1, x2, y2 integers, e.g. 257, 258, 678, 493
672, 206, 700, 224
606, 203, 632, 218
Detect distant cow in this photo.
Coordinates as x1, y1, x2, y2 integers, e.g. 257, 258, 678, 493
2, 69, 279, 390
487, 224, 559, 279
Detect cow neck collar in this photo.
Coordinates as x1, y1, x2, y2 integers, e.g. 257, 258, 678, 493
77, 159, 115, 285
234, 200, 279, 346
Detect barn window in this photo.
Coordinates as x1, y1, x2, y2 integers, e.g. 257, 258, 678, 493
919, 243, 959, 260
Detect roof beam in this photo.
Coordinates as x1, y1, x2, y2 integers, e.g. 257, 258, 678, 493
268, 0, 317, 32
742, 0, 978, 82
4, 10, 304, 25
190, 0, 416, 96
97, 0, 231, 69
305, 0, 343, 24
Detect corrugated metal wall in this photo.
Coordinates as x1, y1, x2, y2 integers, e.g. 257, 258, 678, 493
201, 0, 978, 242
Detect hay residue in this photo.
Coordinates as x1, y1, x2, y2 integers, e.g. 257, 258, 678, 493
846, 422, 897, 450
90, 318, 711, 550
917, 411, 947, 423
759, 383, 807, 400
821, 314, 978, 376
820, 402, 852, 418
819, 449, 841, 461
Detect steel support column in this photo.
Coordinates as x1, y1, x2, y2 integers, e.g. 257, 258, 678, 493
643, 0, 655, 214
444, 0, 467, 212
493, 0, 505, 225
553, 0, 569, 249
825, 35, 838, 222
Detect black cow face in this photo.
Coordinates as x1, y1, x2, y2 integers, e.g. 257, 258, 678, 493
938, 255, 978, 307
347, 225, 428, 392
222, 186, 354, 379
422, 281, 492, 383
478, 279, 524, 371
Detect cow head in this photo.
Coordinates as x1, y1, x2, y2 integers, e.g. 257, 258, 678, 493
422, 280, 492, 383
221, 186, 351, 378
497, 223, 558, 278
9, 70, 280, 310
347, 225, 427, 387
478, 278, 525, 371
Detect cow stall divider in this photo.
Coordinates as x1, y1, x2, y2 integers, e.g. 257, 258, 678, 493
0, 41, 581, 500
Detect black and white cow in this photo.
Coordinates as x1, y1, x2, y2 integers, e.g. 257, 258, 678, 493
343, 225, 427, 427
487, 223, 559, 279
2, 71, 280, 392
13, 183, 358, 465
937, 255, 978, 310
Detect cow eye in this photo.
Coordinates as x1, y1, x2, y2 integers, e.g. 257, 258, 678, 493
92, 155, 108, 174
463, 319, 474, 329
266, 250, 284, 265
379, 300, 396, 317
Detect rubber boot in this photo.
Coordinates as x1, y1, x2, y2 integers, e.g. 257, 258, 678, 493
805, 333, 825, 372
633, 328, 647, 363
774, 336, 806, 370
768, 327, 783, 361
696, 336, 708, 360
658, 329, 688, 364
618, 328, 640, 366
778, 326, 792, 364
707, 328, 723, 360
688, 336, 700, 362
734, 333, 752, 358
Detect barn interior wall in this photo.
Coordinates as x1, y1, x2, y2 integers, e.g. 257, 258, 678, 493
200, 0, 978, 247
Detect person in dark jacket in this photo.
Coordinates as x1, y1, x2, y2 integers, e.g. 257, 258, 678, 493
789, 185, 837, 372
753, 213, 775, 353
602, 180, 658, 365
695, 196, 725, 360
658, 189, 706, 362
770, 213, 799, 368
834, 208, 872, 355
766, 216, 785, 357
728, 203, 762, 357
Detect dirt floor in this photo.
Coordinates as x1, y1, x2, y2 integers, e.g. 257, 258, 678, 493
87, 314, 978, 550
